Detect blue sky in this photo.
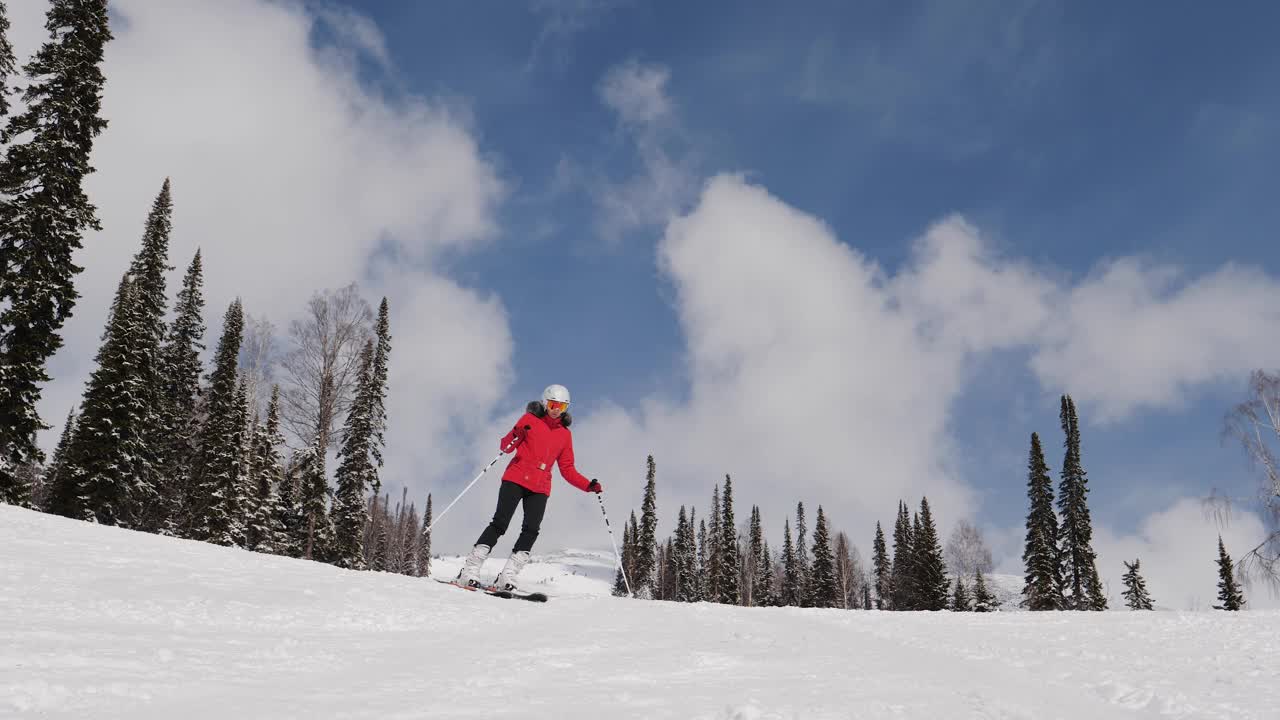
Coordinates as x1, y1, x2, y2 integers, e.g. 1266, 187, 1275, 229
355, 0, 1280, 530
13, 0, 1279, 606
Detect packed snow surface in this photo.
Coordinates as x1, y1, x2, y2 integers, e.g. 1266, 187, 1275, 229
4, 504, 1278, 719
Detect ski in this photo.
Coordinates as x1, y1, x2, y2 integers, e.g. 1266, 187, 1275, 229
434, 577, 548, 602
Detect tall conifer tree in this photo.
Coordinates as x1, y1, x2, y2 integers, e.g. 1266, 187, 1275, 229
0, 2, 15, 119
161, 251, 206, 534
914, 497, 950, 610
245, 386, 288, 554
795, 501, 810, 604
781, 517, 800, 606
0, 0, 112, 502
331, 340, 378, 568
973, 568, 996, 612
872, 521, 890, 610
296, 432, 334, 561
193, 301, 248, 545
633, 455, 659, 598
715, 474, 739, 604
890, 501, 915, 610
417, 493, 433, 578
1057, 396, 1106, 610
807, 506, 838, 607
1022, 432, 1063, 610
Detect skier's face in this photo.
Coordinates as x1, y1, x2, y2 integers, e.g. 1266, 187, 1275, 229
546, 399, 568, 418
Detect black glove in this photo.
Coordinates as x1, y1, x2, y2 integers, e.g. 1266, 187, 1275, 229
587, 479, 602, 493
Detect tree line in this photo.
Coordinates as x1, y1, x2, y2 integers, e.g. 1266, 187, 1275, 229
0, 1, 430, 580
612, 394, 1248, 612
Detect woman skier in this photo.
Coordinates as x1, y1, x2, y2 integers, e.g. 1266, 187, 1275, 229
455, 384, 602, 591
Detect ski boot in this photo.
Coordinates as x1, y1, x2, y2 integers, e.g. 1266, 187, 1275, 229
494, 550, 531, 592
455, 544, 491, 588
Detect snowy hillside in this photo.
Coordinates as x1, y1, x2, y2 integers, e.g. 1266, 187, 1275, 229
5, 505, 1279, 719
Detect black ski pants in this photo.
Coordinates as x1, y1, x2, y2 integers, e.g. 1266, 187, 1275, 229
476, 480, 549, 553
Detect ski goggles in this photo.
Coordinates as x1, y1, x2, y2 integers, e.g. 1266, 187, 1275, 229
545, 399, 569, 412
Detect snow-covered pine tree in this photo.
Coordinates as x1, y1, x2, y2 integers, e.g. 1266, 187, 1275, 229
613, 516, 633, 597
1022, 431, 1063, 610
707, 483, 721, 601
633, 455, 659, 599
872, 521, 890, 610
56, 274, 139, 523
951, 577, 971, 611
749, 506, 770, 607
661, 537, 677, 600
403, 502, 420, 577
0, 0, 111, 504
0, 2, 15, 118
43, 407, 83, 517
693, 511, 707, 602
972, 568, 996, 612
417, 493, 433, 578
160, 251, 206, 536
715, 475, 739, 604
807, 506, 838, 608
192, 301, 248, 546
1057, 396, 1106, 610
1214, 536, 1245, 610
780, 517, 799, 606
890, 501, 915, 610
914, 497, 950, 611
33, 408, 77, 511
368, 298, 391, 495
758, 536, 776, 607
1121, 558, 1153, 610
795, 502, 810, 606
331, 340, 378, 569
295, 432, 333, 562
244, 386, 288, 554
674, 505, 697, 602
370, 492, 391, 572
64, 181, 174, 528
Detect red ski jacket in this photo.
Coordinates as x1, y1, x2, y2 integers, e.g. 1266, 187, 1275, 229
500, 403, 592, 496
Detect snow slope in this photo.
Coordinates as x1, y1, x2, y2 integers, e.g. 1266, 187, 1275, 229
4, 504, 1278, 719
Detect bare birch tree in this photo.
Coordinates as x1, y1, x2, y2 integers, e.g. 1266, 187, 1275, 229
239, 314, 277, 423
1221, 370, 1280, 587
278, 284, 373, 453
945, 519, 995, 578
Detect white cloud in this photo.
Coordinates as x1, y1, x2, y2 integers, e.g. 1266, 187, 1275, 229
1031, 260, 1280, 421
8, 2, 508, 498
592, 60, 698, 240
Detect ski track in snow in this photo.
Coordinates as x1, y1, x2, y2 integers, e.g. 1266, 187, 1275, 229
3, 505, 1279, 719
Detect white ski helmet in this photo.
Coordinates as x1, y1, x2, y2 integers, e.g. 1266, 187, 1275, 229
542, 384, 570, 407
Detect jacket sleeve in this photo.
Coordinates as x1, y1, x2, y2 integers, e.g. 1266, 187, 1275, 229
500, 413, 536, 452
555, 432, 593, 491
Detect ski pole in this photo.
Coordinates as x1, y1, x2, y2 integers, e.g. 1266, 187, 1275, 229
426, 428, 526, 533
596, 492, 633, 597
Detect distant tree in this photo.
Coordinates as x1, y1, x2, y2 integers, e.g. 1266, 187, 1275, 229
872, 521, 890, 610
417, 493, 433, 578
1221, 370, 1280, 584
331, 340, 379, 569
973, 568, 997, 612
807, 506, 839, 608
795, 502, 810, 605
890, 501, 915, 610
781, 517, 800, 606
951, 577, 971, 612
834, 532, 865, 610
279, 283, 373, 453
1214, 536, 1245, 611
707, 483, 721, 601
613, 513, 635, 597
1121, 558, 1154, 610
945, 519, 994, 578
914, 497, 950, 611
633, 455, 659, 599
295, 433, 333, 562
1058, 396, 1106, 610
715, 475, 739, 604
159, 251, 206, 535
192, 301, 249, 546
747, 506, 770, 607
244, 386, 288, 554
1022, 432, 1064, 610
